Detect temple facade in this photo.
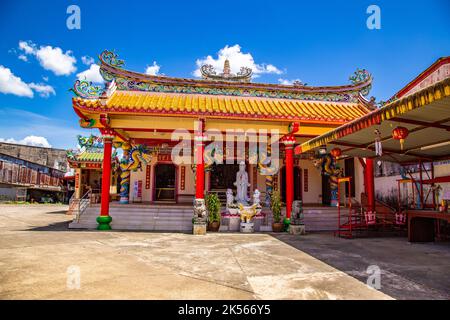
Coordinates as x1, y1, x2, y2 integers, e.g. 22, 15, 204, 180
70, 50, 375, 230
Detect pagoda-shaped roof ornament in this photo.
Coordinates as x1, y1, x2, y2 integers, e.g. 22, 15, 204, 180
200, 59, 252, 83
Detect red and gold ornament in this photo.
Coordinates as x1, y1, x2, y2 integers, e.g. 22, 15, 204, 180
330, 147, 342, 159
392, 126, 409, 150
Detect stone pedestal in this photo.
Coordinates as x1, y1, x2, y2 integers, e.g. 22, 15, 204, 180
240, 222, 254, 233
193, 223, 207, 235
229, 217, 241, 231
289, 224, 306, 235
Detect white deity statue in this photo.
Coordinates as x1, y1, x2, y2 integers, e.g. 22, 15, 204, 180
226, 188, 234, 207
234, 161, 250, 204
253, 189, 261, 206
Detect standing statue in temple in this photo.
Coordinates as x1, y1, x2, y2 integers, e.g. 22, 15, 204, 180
234, 161, 250, 205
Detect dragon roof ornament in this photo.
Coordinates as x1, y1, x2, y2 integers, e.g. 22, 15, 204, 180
91, 50, 374, 103
70, 79, 105, 99
200, 59, 252, 83
349, 68, 373, 96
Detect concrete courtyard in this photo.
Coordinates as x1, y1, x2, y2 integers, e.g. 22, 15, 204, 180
0, 204, 448, 300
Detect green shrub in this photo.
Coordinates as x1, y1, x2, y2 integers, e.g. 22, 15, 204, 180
270, 191, 282, 223
206, 193, 221, 223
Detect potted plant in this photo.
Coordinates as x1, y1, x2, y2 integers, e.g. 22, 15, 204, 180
206, 192, 221, 232
270, 191, 284, 232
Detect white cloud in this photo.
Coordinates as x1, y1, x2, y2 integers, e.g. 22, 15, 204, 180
278, 78, 303, 85
0, 65, 57, 98
0, 135, 52, 148
194, 44, 283, 78
266, 64, 282, 74
76, 64, 104, 83
81, 55, 95, 65
0, 65, 34, 98
18, 54, 28, 62
145, 61, 160, 76
35, 46, 77, 76
28, 83, 56, 98
18, 40, 77, 76
18, 41, 36, 55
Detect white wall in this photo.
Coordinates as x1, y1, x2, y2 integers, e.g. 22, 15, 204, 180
373, 161, 450, 207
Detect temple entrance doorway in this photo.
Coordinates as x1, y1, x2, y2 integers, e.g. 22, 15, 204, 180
281, 167, 302, 203
322, 175, 331, 205
210, 164, 240, 191
154, 164, 176, 201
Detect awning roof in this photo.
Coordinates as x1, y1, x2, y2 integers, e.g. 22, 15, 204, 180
295, 78, 450, 164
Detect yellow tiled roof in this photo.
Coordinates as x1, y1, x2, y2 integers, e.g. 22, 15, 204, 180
74, 91, 371, 123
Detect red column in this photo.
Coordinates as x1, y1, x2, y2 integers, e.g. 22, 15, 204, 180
195, 120, 205, 199
365, 158, 375, 211
285, 144, 294, 219
97, 131, 114, 230
100, 138, 112, 216
195, 138, 205, 199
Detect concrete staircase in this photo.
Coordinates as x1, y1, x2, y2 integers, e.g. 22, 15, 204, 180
302, 207, 339, 232
69, 204, 193, 231
68, 203, 339, 233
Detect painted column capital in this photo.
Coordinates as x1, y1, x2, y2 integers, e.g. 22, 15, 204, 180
281, 134, 296, 148
99, 128, 115, 140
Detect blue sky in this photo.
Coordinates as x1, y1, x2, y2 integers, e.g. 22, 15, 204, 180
0, 0, 449, 149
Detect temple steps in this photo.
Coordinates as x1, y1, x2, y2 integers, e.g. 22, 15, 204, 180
68, 203, 340, 232
69, 204, 194, 231
302, 208, 339, 232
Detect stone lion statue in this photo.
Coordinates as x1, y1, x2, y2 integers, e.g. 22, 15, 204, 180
291, 200, 304, 225
226, 188, 234, 207
193, 199, 207, 224
253, 189, 261, 206
239, 203, 257, 223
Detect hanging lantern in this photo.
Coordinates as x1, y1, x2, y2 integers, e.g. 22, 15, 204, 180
330, 147, 342, 159
392, 126, 409, 150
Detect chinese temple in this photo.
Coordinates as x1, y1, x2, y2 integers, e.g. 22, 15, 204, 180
69, 50, 376, 230
67, 135, 119, 214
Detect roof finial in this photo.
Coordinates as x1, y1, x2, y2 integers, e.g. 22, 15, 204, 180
200, 57, 252, 83
223, 58, 231, 76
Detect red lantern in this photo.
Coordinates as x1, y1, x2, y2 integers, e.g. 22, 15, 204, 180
392, 126, 409, 150
331, 147, 342, 158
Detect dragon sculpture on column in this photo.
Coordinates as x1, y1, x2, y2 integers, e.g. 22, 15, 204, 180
114, 143, 153, 204
313, 154, 343, 206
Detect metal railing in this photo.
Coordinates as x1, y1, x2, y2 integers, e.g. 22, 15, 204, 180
75, 189, 92, 222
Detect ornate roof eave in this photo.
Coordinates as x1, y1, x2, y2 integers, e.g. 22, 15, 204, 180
97, 50, 373, 101
72, 99, 363, 126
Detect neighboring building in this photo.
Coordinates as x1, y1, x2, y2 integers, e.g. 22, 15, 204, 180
0, 151, 67, 203
388, 56, 450, 101
0, 142, 69, 172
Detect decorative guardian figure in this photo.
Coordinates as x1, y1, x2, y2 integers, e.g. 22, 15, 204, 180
226, 189, 234, 207
239, 203, 258, 223
234, 161, 250, 204
291, 200, 304, 225
193, 199, 207, 224
253, 189, 261, 206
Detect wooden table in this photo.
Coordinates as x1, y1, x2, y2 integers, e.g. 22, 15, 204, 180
407, 210, 450, 242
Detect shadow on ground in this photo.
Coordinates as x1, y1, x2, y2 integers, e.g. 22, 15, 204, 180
27, 221, 71, 231
271, 232, 450, 300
